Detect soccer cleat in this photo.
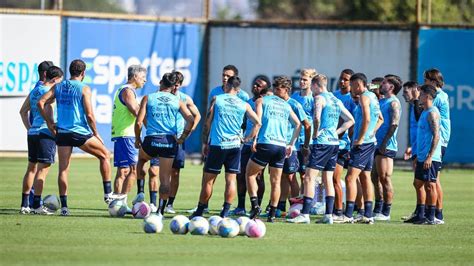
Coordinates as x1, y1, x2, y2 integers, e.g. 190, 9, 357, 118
150, 203, 158, 213
104, 193, 126, 204
286, 214, 310, 224
19, 207, 31, 214
164, 205, 176, 214
401, 212, 416, 221
374, 213, 391, 221
361, 216, 375, 224
260, 209, 283, 218
32, 206, 54, 215
412, 217, 427, 225
186, 207, 209, 214
249, 206, 262, 220
131, 192, 145, 205
332, 214, 344, 223
317, 214, 334, 224
334, 215, 354, 224
229, 207, 247, 216
267, 216, 275, 223
434, 218, 445, 225
423, 219, 436, 225
354, 213, 364, 223
60, 207, 70, 216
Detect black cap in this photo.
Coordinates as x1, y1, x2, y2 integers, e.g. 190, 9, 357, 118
38, 61, 54, 72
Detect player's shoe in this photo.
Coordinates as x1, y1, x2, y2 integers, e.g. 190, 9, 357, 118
286, 214, 310, 224
150, 203, 158, 213
401, 212, 416, 221
317, 214, 333, 224
310, 202, 326, 215
334, 215, 354, 224
32, 206, 54, 215
260, 209, 282, 218
332, 214, 344, 223
19, 207, 31, 214
267, 216, 275, 223
354, 213, 364, 223
434, 218, 445, 225
132, 192, 145, 205
361, 216, 375, 225
104, 193, 126, 204
229, 207, 247, 216
249, 206, 262, 220
423, 219, 436, 225
374, 213, 390, 221
186, 207, 209, 214
164, 205, 176, 214
60, 207, 70, 216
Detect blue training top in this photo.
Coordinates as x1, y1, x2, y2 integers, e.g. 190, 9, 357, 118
29, 81, 55, 137
208, 86, 249, 106
290, 91, 314, 150
209, 94, 247, 149
146, 91, 180, 136
416, 106, 442, 162
432, 89, 451, 147
286, 98, 306, 149
333, 89, 356, 150
257, 95, 293, 147
175, 91, 189, 137
314, 92, 343, 145
409, 104, 418, 156
375, 95, 401, 152
55, 80, 91, 135
243, 98, 257, 145
353, 90, 380, 145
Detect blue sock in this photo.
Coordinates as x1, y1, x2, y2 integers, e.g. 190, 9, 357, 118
195, 202, 206, 216
382, 203, 392, 216
137, 179, 145, 193
364, 201, 373, 218
427, 205, 436, 222
33, 195, 42, 209
373, 200, 383, 214
220, 202, 231, 217
435, 208, 443, 220
334, 209, 343, 216
103, 181, 112, 194
344, 201, 355, 218
149, 191, 157, 206
301, 196, 313, 215
21, 193, 29, 208
358, 208, 365, 216
416, 204, 425, 220
158, 199, 167, 215
325, 196, 335, 215
29, 188, 35, 207
60, 195, 68, 208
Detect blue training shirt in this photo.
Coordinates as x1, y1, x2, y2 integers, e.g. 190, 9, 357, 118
208, 86, 250, 107
286, 98, 306, 149
146, 91, 180, 136
432, 89, 451, 147
257, 95, 293, 147
333, 89, 356, 150
375, 95, 401, 152
55, 80, 91, 135
353, 90, 380, 145
290, 91, 314, 150
409, 104, 418, 156
175, 91, 189, 137
416, 106, 442, 162
314, 92, 343, 145
29, 81, 55, 137
243, 98, 257, 145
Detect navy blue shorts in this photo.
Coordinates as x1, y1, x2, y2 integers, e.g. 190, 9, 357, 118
27, 133, 56, 164
239, 144, 253, 175
149, 143, 185, 169
204, 146, 241, 174
113, 137, 138, 167
56, 132, 92, 147
283, 151, 299, 174
296, 150, 307, 173
251, 143, 286, 169
415, 161, 441, 183
349, 143, 376, 171
142, 135, 177, 159
375, 148, 397, 159
336, 149, 350, 168
307, 144, 339, 171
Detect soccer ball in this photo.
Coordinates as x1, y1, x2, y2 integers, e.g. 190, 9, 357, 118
288, 203, 303, 218
108, 199, 127, 217
43, 194, 60, 212
208, 215, 223, 235
245, 219, 266, 238
188, 216, 209, 235
143, 214, 163, 233
236, 216, 250, 235
169, 215, 190, 234
132, 202, 151, 218
218, 218, 239, 238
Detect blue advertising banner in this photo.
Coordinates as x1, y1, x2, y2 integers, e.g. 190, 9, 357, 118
66, 18, 203, 152
418, 29, 474, 163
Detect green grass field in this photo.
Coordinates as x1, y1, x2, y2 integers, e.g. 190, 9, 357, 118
1, 157, 473, 265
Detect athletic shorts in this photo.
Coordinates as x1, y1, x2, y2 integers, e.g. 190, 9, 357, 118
113, 137, 138, 167
415, 161, 441, 183
239, 144, 253, 176
307, 144, 339, 171
374, 148, 397, 159
204, 146, 241, 174
56, 132, 92, 147
349, 143, 376, 171
336, 149, 350, 169
27, 133, 56, 164
251, 143, 286, 169
283, 151, 299, 174
149, 143, 185, 169
142, 135, 177, 159
296, 150, 307, 173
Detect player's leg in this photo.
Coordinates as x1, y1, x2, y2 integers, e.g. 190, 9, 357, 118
372, 155, 383, 216
31, 135, 56, 214
332, 152, 347, 219
157, 156, 174, 215
121, 165, 136, 195
233, 145, 251, 215
220, 148, 241, 217
280, 174, 290, 212
355, 177, 365, 219
246, 160, 266, 219
266, 166, 283, 222
21, 134, 39, 213
287, 167, 319, 224
166, 144, 185, 213
320, 170, 335, 223
343, 166, 362, 222
256, 169, 266, 206
359, 170, 374, 223
148, 161, 159, 212
377, 155, 394, 220
57, 146, 73, 216
114, 167, 129, 194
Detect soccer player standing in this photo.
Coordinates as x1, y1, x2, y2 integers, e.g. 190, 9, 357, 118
208, 65, 249, 104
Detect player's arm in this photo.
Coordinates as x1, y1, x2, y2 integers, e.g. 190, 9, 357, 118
201, 98, 215, 156
19, 93, 31, 130
134, 96, 148, 149
353, 95, 370, 146
312, 95, 324, 139
425, 111, 440, 169
288, 109, 301, 155
186, 96, 201, 131
301, 118, 311, 156
379, 100, 400, 153
37, 86, 57, 136
177, 100, 195, 144
122, 88, 140, 117
251, 98, 263, 152
243, 102, 261, 143
82, 86, 103, 143
336, 102, 355, 136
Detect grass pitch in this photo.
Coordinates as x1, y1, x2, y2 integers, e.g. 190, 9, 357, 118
1, 157, 473, 265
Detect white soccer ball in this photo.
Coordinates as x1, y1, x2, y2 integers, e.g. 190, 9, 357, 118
188, 216, 209, 235
288, 203, 303, 218
43, 194, 60, 212
169, 215, 190, 234
132, 202, 151, 219
208, 215, 223, 235
245, 219, 266, 238
236, 216, 250, 235
143, 214, 163, 233
108, 199, 127, 217
218, 218, 240, 238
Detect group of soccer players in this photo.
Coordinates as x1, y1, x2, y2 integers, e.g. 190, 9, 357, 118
18, 59, 450, 225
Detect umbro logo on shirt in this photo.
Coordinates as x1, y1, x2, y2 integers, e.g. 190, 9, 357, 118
157, 96, 171, 103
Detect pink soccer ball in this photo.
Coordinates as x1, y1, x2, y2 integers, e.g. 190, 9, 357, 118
132, 202, 151, 218
288, 203, 303, 218
245, 219, 266, 238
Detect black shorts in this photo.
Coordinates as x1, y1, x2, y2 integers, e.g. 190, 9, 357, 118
283, 151, 299, 174
375, 148, 397, 159
56, 132, 93, 147
149, 143, 185, 169
239, 144, 253, 176
142, 135, 177, 159
307, 144, 339, 171
336, 149, 350, 169
251, 144, 286, 169
27, 133, 56, 164
296, 150, 307, 173
349, 143, 376, 171
415, 161, 441, 183
204, 146, 241, 174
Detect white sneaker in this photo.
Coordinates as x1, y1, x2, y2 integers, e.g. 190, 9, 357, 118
187, 207, 209, 214
332, 214, 344, 223
354, 213, 364, 223
150, 203, 158, 213
334, 215, 354, 224
401, 212, 416, 221
286, 214, 310, 224
32, 206, 54, 215
104, 193, 126, 204
165, 205, 176, 214
60, 207, 70, 216
434, 217, 445, 225
19, 207, 31, 214
132, 192, 145, 205
318, 214, 333, 224
361, 216, 375, 224
374, 213, 390, 221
